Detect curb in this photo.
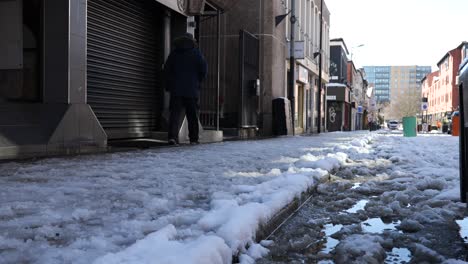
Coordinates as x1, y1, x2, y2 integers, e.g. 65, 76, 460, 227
256, 174, 330, 241
232, 174, 330, 262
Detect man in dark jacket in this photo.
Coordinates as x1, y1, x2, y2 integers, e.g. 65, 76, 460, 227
164, 33, 208, 145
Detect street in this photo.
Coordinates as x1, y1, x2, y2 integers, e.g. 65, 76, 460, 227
0, 132, 467, 263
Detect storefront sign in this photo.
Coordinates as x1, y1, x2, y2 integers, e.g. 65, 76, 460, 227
357, 105, 363, 113
326, 95, 336, 100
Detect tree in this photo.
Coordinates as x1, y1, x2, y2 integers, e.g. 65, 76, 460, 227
387, 91, 421, 120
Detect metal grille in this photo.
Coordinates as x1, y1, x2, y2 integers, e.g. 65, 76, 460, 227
198, 15, 219, 129
87, 0, 163, 139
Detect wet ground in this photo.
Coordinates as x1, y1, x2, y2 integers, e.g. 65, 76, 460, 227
258, 148, 468, 264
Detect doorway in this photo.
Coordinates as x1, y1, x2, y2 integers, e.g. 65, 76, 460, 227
0, 0, 42, 103
295, 83, 305, 133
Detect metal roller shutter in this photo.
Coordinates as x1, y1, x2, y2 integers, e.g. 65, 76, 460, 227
87, 0, 163, 139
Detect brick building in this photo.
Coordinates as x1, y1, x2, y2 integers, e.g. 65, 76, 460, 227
421, 42, 467, 125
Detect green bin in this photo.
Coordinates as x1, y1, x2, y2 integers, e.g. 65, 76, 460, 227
402, 116, 417, 137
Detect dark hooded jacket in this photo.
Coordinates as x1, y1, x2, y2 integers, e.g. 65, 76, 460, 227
164, 35, 208, 98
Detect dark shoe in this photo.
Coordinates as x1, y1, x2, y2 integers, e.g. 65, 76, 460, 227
190, 141, 199, 145
168, 139, 178, 146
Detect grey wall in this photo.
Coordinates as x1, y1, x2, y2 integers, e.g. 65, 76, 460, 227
43, 0, 86, 104
220, 0, 287, 135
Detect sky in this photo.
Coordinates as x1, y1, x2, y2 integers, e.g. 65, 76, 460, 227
325, 0, 468, 70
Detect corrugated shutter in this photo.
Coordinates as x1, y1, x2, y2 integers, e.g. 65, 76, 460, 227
87, 0, 163, 139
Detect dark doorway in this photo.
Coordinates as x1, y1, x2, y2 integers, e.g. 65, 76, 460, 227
239, 29, 259, 128
0, 0, 42, 103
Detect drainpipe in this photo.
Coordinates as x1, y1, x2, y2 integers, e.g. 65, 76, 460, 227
288, 0, 296, 136
163, 10, 171, 119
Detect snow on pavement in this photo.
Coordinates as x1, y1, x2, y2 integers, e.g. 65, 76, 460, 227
0, 132, 375, 264
259, 132, 467, 263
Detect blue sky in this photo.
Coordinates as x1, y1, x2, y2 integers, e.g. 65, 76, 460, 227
326, 0, 468, 70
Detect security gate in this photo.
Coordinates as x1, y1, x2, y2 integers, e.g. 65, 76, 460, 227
239, 30, 259, 128
327, 102, 343, 132
87, 0, 164, 139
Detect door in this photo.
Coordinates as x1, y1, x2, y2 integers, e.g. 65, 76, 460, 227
327, 101, 342, 132
239, 30, 259, 128
295, 83, 305, 133
87, 0, 164, 139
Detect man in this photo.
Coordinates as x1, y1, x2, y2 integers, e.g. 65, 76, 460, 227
164, 33, 208, 145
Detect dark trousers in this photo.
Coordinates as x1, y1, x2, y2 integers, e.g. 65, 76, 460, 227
168, 96, 200, 143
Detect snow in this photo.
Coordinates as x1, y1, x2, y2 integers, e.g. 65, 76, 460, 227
0, 132, 375, 263
334, 234, 386, 263
1, 131, 467, 263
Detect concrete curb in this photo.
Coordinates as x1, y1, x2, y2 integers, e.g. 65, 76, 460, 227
232, 174, 330, 262
256, 174, 330, 241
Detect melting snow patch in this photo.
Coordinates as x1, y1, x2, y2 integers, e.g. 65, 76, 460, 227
456, 217, 468, 243
385, 247, 411, 263
345, 200, 368, 214
361, 218, 401, 234
335, 234, 386, 263
320, 223, 343, 254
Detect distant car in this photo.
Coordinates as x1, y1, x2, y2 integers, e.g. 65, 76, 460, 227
388, 121, 399, 130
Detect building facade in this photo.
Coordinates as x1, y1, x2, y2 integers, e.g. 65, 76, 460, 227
421, 42, 466, 125
347, 63, 367, 130
327, 38, 351, 132
0, 0, 331, 159
0, 0, 232, 159
283, 0, 331, 134
363, 66, 391, 103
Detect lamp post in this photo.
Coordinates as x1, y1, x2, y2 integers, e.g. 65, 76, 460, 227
316, 0, 323, 133
350, 44, 365, 61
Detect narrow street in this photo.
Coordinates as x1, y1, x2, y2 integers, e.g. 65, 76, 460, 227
0, 132, 467, 263
260, 132, 468, 263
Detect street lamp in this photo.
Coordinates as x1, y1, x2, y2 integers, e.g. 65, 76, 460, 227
350, 44, 365, 61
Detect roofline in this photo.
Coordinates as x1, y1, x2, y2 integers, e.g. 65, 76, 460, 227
437, 41, 467, 66
421, 75, 427, 83
330, 38, 349, 54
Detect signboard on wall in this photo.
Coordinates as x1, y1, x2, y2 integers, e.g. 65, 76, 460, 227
298, 65, 308, 83
287, 41, 305, 59
369, 98, 377, 111
357, 105, 363, 113
421, 102, 428, 111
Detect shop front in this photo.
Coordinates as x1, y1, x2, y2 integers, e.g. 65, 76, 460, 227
326, 83, 350, 132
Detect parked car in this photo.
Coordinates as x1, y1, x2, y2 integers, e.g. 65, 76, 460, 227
388, 120, 399, 130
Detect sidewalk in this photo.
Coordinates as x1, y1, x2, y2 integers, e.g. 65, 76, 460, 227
0, 132, 376, 263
